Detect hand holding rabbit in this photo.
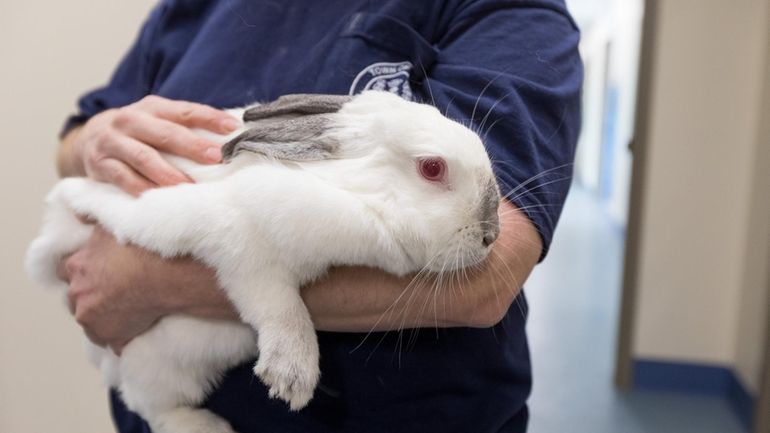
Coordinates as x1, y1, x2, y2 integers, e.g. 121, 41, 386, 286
58, 96, 245, 352
59, 95, 240, 195
60, 224, 235, 354
60, 225, 158, 352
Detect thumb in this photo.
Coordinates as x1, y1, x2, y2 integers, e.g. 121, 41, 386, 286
57, 254, 73, 283
110, 339, 131, 357
76, 214, 97, 225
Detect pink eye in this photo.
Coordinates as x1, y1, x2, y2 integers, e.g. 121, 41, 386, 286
418, 157, 447, 182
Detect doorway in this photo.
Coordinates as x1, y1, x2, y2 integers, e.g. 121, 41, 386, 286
525, 0, 765, 432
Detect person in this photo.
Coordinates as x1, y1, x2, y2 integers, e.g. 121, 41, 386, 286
57, 1, 582, 432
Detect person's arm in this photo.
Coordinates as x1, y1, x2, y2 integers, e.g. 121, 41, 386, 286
58, 125, 86, 177
170, 198, 540, 331
62, 198, 539, 353
301, 199, 540, 331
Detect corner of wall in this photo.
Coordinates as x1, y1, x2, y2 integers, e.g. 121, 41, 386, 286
732, 0, 770, 397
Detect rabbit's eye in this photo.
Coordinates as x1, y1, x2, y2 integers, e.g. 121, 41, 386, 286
418, 157, 447, 182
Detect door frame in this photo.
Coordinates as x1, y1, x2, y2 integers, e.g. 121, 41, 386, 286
753, 8, 770, 429
613, 0, 659, 390
757, 260, 770, 433
615, 2, 770, 431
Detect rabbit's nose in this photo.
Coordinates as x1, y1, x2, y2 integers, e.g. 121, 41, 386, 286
479, 178, 501, 248
482, 229, 498, 247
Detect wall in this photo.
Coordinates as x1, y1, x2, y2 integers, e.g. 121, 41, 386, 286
0, 1, 156, 431
734, 5, 770, 395
631, 0, 770, 394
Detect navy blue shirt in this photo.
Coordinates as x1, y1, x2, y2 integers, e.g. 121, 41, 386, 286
68, 1, 582, 432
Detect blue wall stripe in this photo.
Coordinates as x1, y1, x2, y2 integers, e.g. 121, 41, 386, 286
632, 359, 755, 430
727, 372, 755, 431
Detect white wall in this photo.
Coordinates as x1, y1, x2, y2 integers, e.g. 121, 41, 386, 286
0, 1, 156, 431
631, 0, 770, 393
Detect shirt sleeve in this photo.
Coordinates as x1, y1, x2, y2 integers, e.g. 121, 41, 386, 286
419, 0, 583, 260
60, 1, 170, 137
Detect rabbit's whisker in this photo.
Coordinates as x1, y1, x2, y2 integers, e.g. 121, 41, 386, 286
417, 61, 436, 108
495, 203, 566, 220
351, 253, 439, 356
471, 72, 504, 126
443, 95, 457, 119
482, 117, 505, 142
493, 162, 573, 198
504, 176, 572, 205
395, 249, 451, 362
491, 248, 527, 320
476, 88, 517, 136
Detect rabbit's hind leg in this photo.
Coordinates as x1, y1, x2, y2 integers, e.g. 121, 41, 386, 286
58, 179, 232, 259
119, 318, 257, 433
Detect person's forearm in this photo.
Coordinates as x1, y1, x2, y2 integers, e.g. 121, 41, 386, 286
301, 266, 476, 332
166, 200, 541, 332
58, 126, 86, 177
301, 200, 541, 331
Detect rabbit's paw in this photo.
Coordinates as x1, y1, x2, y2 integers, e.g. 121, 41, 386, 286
253, 337, 320, 411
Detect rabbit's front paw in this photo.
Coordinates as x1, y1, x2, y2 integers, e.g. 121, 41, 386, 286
253, 332, 320, 411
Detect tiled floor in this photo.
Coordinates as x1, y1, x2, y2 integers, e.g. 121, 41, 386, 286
524, 186, 746, 433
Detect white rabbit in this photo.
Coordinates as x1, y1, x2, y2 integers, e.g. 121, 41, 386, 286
25, 90, 501, 433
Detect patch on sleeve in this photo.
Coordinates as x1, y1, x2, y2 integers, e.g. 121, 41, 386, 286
349, 61, 414, 100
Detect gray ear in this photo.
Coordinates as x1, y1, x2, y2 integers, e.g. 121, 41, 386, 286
223, 94, 354, 162
221, 114, 339, 162
242, 94, 353, 122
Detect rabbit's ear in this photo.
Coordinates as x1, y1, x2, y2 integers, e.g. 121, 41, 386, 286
243, 94, 353, 122
223, 94, 354, 162
221, 114, 340, 162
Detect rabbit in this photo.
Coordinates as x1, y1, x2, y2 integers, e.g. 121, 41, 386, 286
25, 90, 501, 433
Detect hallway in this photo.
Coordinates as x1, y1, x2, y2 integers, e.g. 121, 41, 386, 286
525, 186, 746, 433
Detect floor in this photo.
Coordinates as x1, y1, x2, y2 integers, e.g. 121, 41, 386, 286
524, 186, 747, 433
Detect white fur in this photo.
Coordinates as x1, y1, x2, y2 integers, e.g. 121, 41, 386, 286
25, 91, 499, 433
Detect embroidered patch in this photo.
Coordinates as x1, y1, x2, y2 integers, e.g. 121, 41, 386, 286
349, 61, 414, 100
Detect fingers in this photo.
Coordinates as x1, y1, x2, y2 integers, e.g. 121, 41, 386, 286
83, 328, 107, 348
66, 287, 77, 315
77, 95, 241, 195
113, 109, 223, 164
107, 133, 193, 185
92, 158, 155, 197
76, 214, 97, 225
110, 340, 129, 356
136, 95, 240, 134
57, 254, 72, 283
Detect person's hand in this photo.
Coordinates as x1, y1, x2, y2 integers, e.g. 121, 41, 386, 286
69, 95, 240, 195
58, 224, 238, 355
58, 225, 167, 354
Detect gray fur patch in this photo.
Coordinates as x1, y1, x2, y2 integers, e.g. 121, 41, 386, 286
243, 94, 353, 122
479, 178, 501, 242
222, 114, 338, 162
